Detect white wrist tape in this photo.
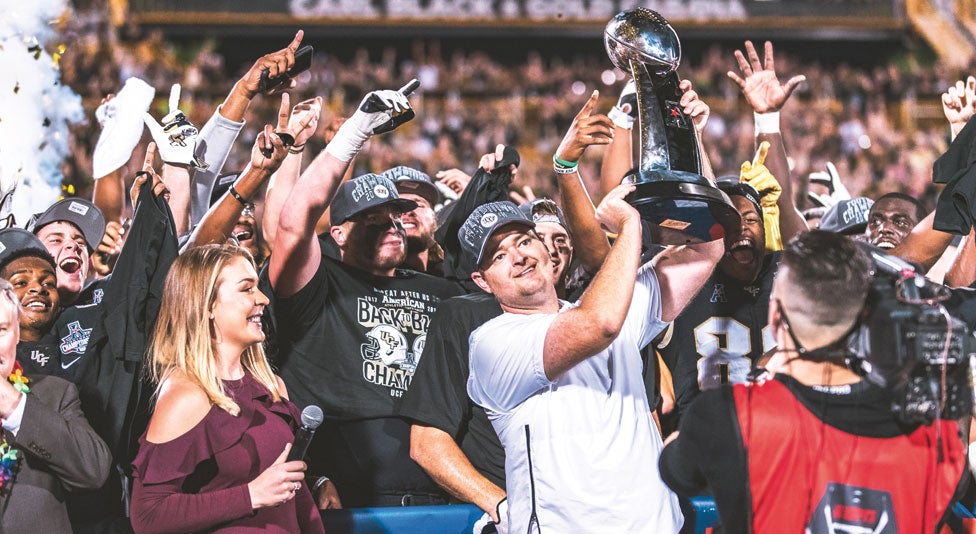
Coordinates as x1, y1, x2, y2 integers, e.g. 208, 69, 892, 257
754, 111, 780, 135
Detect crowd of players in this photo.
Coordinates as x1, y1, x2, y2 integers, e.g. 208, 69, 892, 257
3, 20, 976, 534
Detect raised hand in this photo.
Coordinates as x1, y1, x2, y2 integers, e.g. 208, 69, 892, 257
91, 220, 126, 276
238, 31, 305, 98
942, 76, 976, 138
325, 82, 417, 163
284, 95, 323, 149
478, 144, 518, 178
554, 90, 614, 164
247, 444, 308, 509
143, 84, 207, 168
131, 142, 171, 208
740, 141, 780, 206
435, 168, 472, 195
595, 182, 639, 235
607, 80, 637, 130
727, 41, 805, 114
252, 124, 288, 171
678, 79, 709, 134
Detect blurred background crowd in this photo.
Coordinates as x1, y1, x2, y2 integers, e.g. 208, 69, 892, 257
57, 0, 976, 213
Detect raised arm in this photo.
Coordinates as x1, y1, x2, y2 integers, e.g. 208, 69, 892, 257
728, 40, 808, 243
601, 81, 636, 197
263, 95, 323, 248
185, 124, 288, 250
187, 31, 306, 226
554, 90, 614, 273
542, 183, 643, 379
269, 86, 415, 297
652, 238, 724, 323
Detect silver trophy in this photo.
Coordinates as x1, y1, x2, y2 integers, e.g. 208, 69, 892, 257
605, 8, 739, 243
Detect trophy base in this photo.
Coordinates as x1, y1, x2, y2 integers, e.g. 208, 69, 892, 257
624, 169, 741, 245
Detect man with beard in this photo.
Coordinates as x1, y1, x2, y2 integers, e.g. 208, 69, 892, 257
0, 229, 64, 377
382, 166, 443, 275
865, 192, 926, 251
270, 86, 461, 510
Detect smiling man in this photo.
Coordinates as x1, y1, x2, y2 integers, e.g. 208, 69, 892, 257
865, 192, 926, 250
462, 190, 723, 532
657, 182, 782, 420
0, 229, 64, 377
27, 199, 106, 307
383, 166, 443, 275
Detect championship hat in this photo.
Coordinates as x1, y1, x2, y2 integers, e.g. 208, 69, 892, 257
382, 166, 441, 207
459, 201, 535, 269
329, 174, 418, 225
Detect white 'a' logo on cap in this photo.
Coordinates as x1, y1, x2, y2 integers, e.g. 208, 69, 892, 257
480, 213, 498, 227
68, 201, 89, 216
373, 184, 390, 199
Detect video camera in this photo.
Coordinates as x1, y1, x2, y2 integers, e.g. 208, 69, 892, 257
847, 247, 975, 425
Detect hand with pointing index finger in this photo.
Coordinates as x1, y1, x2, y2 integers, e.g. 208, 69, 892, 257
240, 30, 305, 98
554, 89, 614, 164
727, 40, 805, 114
131, 142, 170, 208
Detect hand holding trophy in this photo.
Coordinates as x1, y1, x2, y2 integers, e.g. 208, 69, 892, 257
605, 8, 739, 244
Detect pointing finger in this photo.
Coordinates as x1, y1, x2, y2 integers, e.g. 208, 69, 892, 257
286, 30, 304, 53
576, 90, 599, 119
278, 93, 291, 130
144, 142, 157, 171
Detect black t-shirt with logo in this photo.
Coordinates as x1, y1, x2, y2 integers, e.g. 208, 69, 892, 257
398, 291, 506, 488
274, 255, 461, 506
658, 251, 780, 420
17, 335, 65, 378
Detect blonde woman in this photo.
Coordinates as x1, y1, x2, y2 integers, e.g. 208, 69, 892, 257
130, 244, 323, 533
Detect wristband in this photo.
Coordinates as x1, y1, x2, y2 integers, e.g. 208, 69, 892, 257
553, 156, 578, 168
607, 106, 635, 130
754, 111, 780, 134
553, 164, 578, 175
228, 186, 249, 206
312, 476, 331, 493
288, 144, 305, 155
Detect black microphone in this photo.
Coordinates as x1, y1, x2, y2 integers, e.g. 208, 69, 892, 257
287, 405, 323, 462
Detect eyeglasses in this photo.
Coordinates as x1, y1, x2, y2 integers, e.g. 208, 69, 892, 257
241, 202, 255, 218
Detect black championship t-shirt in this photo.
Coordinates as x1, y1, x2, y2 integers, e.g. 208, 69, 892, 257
658, 251, 780, 418
398, 292, 506, 488
274, 255, 461, 505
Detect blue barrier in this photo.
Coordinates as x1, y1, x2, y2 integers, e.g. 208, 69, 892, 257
320, 498, 721, 533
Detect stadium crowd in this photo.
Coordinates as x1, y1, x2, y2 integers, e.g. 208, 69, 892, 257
5, 4, 976, 534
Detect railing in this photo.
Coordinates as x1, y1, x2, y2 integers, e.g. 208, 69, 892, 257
320, 497, 720, 534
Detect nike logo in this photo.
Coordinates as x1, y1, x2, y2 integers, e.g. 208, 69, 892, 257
61, 356, 83, 370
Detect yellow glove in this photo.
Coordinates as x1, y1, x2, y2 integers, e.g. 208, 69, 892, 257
740, 141, 782, 251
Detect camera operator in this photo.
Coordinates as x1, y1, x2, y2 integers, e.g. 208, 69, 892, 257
660, 230, 967, 533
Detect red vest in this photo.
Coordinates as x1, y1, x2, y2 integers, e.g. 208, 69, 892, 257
733, 379, 965, 533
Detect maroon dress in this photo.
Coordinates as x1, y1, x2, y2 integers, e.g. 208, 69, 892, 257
130, 372, 325, 533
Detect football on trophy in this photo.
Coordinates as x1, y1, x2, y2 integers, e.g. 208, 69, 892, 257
604, 8, 681, 75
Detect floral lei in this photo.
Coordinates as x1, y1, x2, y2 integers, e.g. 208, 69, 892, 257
0, 361, 28, 496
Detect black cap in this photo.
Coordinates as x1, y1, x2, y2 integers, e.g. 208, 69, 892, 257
330, 174, 418, 225
27, 198, 106, 251
819, 197, 874, 236
0, 228, 56, 273
382, 166, 441, 207
459, 201, 535, 269
716, 182, 762, 217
